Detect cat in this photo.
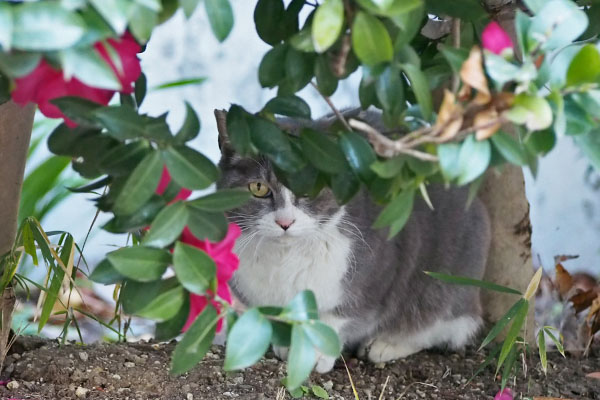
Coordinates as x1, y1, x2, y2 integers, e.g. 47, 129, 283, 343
215, 109, 491, 373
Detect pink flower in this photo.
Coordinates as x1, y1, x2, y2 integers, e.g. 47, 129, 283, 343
155, 166, 193, 201
482, 21, 514, 55
11, 33, 141, 126
494, 388, 513, 400
180, 223, 241, 332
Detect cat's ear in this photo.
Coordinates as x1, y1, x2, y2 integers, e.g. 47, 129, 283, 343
214, 109, 232, 152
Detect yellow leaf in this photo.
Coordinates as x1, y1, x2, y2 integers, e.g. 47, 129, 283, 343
459, 46, 491, 105
435, 89, 463, 139
474, 108, 501, 140
524, 267, 543, 300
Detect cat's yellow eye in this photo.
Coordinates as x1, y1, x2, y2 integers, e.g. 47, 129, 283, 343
248, 182, 271, 198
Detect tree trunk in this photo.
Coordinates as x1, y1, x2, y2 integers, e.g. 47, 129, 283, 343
479, 1, 535, 337
0, 101, 35, 256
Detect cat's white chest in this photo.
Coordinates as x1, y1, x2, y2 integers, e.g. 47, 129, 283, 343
232, 227, 352, 312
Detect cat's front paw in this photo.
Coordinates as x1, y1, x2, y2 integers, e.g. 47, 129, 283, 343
273, 345, 289, 361
368, 337, 420, 363
315, 353, 336, 373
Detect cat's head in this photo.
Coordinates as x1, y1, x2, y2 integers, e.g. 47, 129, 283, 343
215, 110, 343, 240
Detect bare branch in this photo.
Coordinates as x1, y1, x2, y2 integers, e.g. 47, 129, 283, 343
310, 81, 353, 131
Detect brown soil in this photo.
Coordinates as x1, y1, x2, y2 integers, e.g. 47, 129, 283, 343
1, 336, 599, 400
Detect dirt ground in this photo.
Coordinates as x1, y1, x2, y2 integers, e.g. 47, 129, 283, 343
0, 336, 599, 400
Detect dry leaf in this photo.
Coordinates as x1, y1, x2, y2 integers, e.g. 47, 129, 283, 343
524, 267, 543, 300
460, 46, 491, 105
586, 372, 600, 380
435, 89, 463, 139
474, 107, 502, 140
585, 295, 600, 323
570, 289, 598, 313
555, 263, 574, 299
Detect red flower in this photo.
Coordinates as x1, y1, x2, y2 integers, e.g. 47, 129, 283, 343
494, 388, 513, 400
482, 21, 514, 55
11, 33, 141, 127
155, 166, 193, 201
180, 223, 241, 332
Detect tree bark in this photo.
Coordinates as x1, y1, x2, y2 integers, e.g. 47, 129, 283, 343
479, 1, 535, 337
0, 101, 35, 256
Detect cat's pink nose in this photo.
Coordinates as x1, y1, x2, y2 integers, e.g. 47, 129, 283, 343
276, 219, 295, 231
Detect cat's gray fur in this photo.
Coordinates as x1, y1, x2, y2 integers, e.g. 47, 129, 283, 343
216, 109, 491, 372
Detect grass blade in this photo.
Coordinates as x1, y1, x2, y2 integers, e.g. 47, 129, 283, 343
479, 298, 527, 350
424, 271, 522, 295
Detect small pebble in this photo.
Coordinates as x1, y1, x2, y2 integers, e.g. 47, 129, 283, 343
322, 380, 334, 391
124, 362, 135, 368
12, 353, 21, 360
187, 394, 193, 400
112, 374, 121, 380
79, 352, 89, 362
7, 380, 19, 390
374, 362, 386, 369
75, 386, 89, 398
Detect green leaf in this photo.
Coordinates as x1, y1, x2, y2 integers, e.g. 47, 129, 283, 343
173, 241, 216, 295
103, 196, 166, 233
254, 0, 286, 45
284, 47, 314, 92
312, 0, 344, 53
339, 131, 376, 181
249, 118, 305, 172
351, 12, 393, 66
205, 0, 234, 42
128, 4, 158, 43
136, 282, 185, 321
99, 141, 151, 177
180, 0, 202, 18
282, 290, 318, 321
186, 208, 228, 242
188, 189, 251, 212
155, 294, 190, 341
331, 170, 360, 204
174, 102, 201, 144
51, 97, 103, 127
376, 65, 404, 116
89, 0, 130, 34
12, 2, 86, 51
0, 3, 13, 51
107, 246, 171, 282
566, 44, 600, 87
529, 0, 588, 51
226, 105, 254, 155
401, 63, 432, 121
161, 146, 219, 190
370, 156, 405, 178
439, 46, 469, 75
424, 271, 522, 295
290, 28, 315, 53
300, 128, 347, 174
21, 222, 37, 266
60, 47, 121, 91
543, 326, 565, 357
171, 304, 218, 375
142, 201, 189, 248
314, 55, 338, 96
497, 299, 529, 373
134, 72, 147, 106
424, 0, 485, 21
303, 321, 341, 358
390, 3, 423, 48
549, 46, 580, 89
538, 329, 547, 374
478, 298, 527, 350
225, 308, 273, 370
113, 150, 163, 215
258, 44, 288, 88
490, 131, 528, 166
356, 0, 422, 17
93, 105, 148, 140
312, 385, 329, 399
374, 188, 414, 238
287, 324, 317, 390
456, 135, 491, 186
153, 77, 207, 90
265, 95, 311, 119
483, 52, 523, 89
575, 129, 600, 172
89, 258, 126, 284
0, 52, 41, 77
506, 94, 553, 131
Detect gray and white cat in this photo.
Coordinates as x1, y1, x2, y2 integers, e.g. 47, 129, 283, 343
216, 110, 491, 373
